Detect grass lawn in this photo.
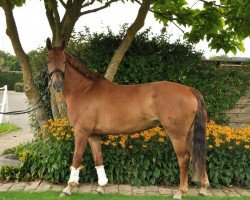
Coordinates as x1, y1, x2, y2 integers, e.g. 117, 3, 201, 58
0, 123, 20, 135
0, 191, 248, 200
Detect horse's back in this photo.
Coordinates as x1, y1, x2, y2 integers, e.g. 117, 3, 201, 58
91, 80, 198, 135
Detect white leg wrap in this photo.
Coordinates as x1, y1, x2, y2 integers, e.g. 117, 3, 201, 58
68, 166, 81, 184
62, 185, 71, 195
95, 165, 108, 186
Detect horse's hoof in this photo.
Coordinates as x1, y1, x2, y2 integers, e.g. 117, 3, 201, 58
173, 193, 182, 200
59, 192, 70, 197
199, 188, 208, 196
97, 186, 105, 194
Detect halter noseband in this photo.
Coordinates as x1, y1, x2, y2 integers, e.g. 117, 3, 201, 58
48, 67, 65, 80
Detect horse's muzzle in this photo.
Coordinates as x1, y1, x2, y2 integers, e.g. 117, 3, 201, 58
53, 81, 64, 92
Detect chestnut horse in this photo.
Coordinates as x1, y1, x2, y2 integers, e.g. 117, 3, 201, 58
46, 38, 209, 200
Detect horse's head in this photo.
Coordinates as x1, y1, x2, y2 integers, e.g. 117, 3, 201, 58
46, 38, 67, 92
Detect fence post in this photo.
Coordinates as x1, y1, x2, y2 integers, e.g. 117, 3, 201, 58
0, 85, 9, 124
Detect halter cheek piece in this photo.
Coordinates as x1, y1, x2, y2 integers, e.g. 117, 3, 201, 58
48, 67, 65, 81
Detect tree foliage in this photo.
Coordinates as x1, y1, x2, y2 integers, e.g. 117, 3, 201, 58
152, 0, 250, 54
5, 0, 250, 55
0, 50, 21, 71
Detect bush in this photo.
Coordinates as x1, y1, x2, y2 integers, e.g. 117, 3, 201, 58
68, 28, 250, 123
1, 118, 249, 187
29, 28, 250, 124
14, 82, 24, 92
0, 71, 23, 90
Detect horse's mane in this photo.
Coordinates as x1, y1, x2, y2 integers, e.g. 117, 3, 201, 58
65, 52, 102, 81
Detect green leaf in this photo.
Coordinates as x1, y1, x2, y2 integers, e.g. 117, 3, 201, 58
30, 164, 37, 173
153, 168, 160, 178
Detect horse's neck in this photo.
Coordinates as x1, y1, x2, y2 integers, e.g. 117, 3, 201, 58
65, 53, 99, 80
62, 64, 93, 97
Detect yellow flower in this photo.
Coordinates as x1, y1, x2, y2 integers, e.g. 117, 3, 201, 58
244, 145, 249, 149
43, 124, 48, 129
112, 142, 117, 147
209, 145, 213, 149
61, 132, 66, 136
53, 132, 58, 137
235, 141, 240, 145
158, 138, 165, 142
215, 141, 220, 147
130, 133, 140, 139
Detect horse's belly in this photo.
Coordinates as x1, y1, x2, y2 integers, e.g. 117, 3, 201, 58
93, 114, 159, 135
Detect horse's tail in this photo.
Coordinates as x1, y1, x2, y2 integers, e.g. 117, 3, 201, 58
190, 87, 207, 182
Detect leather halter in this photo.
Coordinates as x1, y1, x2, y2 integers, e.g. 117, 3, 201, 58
48, 67, 65, 80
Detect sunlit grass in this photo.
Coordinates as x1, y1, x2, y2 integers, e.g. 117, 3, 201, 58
0, 191, 248, 200
0, 123, 20, 135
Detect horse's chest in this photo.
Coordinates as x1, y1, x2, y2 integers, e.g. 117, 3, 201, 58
66, 97, 97, 127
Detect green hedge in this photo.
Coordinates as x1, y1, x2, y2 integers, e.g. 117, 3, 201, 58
68, 29, 250, 123
29, 28, 250, 123
0, 71, 23, 91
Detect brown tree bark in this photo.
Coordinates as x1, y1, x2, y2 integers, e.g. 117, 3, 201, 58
1, 1, 49, 128
105, 0, 152, 81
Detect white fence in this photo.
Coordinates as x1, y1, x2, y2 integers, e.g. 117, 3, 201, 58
0, 85, 9, 124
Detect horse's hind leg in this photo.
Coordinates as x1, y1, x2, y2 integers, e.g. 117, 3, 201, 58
170, 136, 190, 200
88, 135, 108, 191
60, 131, 90, 196
199, 171, 209, 196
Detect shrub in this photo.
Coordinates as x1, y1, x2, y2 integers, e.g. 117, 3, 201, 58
1, 118, 249, 187
29, 28, 250, 125
0, 71, 23, 90
14, 82, 24, 92
68, 29, 250, 123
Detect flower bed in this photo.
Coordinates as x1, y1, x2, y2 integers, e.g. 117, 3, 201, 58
1, 119, 249, 187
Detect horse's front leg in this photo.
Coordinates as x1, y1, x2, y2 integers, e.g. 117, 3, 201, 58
88, 135, 108, 193
60, 131, 90, 196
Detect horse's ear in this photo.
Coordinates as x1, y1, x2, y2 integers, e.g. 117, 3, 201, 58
61, 39, 67, 51
46, 38, 52, 50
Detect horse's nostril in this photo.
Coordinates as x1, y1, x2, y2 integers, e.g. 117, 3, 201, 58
53, 81, 64, 92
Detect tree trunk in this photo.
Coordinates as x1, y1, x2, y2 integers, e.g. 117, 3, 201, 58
105, 0, 152, 81
1, 1, 49, 129
44, 0, 84, 119
50, 88, 61, 118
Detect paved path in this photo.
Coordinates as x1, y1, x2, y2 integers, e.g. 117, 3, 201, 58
0, 91, 33, 155
0, 180, 250, 197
